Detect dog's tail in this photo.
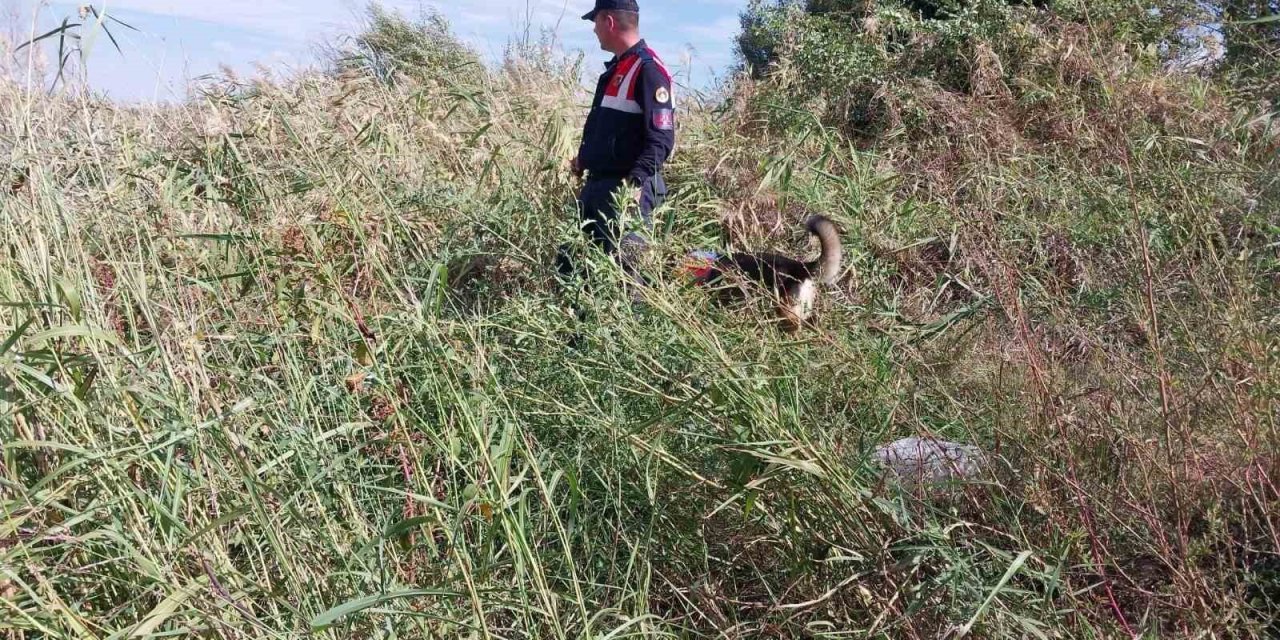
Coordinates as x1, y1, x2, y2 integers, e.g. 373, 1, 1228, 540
805, 215, 842, 284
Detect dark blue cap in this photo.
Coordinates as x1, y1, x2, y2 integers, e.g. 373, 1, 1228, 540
582, 0, 640, 21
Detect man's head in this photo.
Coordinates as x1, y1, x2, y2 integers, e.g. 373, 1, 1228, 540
583, 0, 641, 55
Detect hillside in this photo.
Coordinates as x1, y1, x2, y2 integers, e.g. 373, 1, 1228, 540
1, 4, 1278, 638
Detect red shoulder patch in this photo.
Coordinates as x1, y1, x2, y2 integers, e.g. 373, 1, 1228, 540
642, 48, 672, 82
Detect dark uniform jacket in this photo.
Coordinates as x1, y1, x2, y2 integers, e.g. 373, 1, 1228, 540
577, 39, 676, 186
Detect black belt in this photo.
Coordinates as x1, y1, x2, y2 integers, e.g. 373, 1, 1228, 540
586, 171, 630, 181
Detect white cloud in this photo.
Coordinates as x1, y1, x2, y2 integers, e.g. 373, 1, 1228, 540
679, 15, 740, 42
211, 40, 238, 54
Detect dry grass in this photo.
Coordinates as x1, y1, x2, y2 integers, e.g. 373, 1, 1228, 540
0, 9, 1278, 639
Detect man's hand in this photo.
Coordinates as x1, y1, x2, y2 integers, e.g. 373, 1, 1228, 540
569, 155, 584, 178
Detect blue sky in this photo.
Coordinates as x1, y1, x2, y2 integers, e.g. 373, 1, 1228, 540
12, 1, 747, 102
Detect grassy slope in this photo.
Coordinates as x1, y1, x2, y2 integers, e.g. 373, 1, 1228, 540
1, 15, 1279, 640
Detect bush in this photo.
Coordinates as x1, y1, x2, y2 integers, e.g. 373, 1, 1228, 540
733, 0, 1213, 136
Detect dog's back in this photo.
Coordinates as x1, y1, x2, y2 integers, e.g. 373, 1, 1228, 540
717, 251, 810, 290
700, 215, 843, 331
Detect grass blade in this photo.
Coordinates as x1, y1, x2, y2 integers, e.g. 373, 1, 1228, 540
28, 325, 122, 347
13, 19, 81, 52
1, 317, 35, 356
957, 551, 1034, 637
311, 589, 462, 629
1235, 14, 1280, 24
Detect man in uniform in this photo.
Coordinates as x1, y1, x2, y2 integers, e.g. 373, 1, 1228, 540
560, 0, 676, 281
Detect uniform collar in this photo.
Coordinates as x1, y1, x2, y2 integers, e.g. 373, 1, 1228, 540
605, 38, 647, 68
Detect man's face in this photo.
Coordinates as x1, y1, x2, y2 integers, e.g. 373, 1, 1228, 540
592, 13, 612, 51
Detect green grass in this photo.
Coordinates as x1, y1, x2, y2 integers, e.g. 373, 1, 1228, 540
2, 8, 1279, 639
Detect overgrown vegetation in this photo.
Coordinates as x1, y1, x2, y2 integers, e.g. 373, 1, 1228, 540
1, 2, 1277, 638
1216, 0, 1280, 106
328, 5, 485, 87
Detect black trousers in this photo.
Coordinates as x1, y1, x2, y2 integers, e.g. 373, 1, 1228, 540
577, 174, 665, 254
557, 174, 666, 279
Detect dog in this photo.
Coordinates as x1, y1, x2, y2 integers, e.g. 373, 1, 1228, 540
685, 215, 843, 331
